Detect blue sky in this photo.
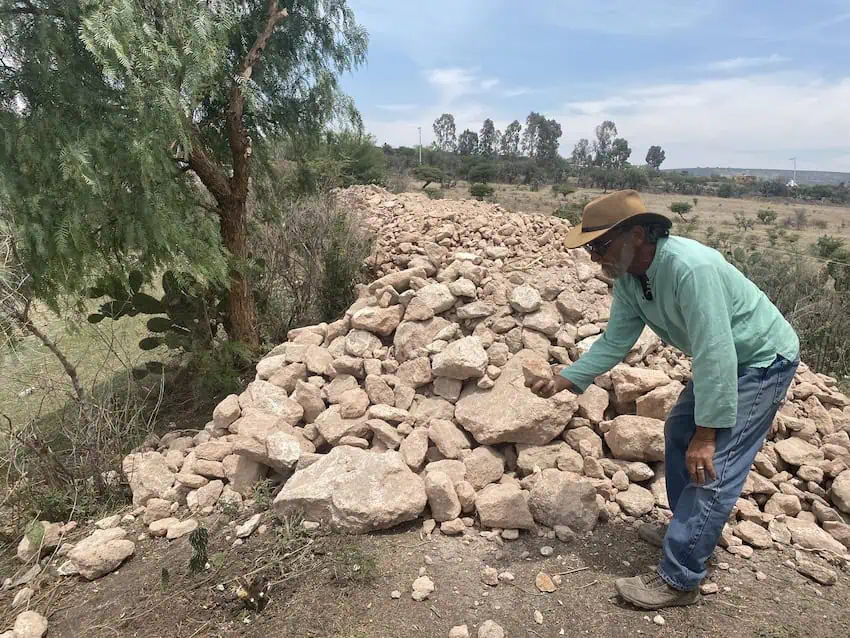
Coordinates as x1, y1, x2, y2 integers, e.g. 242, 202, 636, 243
343, 0, 850, 171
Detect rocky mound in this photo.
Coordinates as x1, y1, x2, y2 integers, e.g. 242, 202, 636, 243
28, 186, 850, 586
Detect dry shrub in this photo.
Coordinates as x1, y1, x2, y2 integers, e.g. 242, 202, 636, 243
251, 192, 374, 345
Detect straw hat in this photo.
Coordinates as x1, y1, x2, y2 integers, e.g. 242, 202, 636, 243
563, 190, 672, 249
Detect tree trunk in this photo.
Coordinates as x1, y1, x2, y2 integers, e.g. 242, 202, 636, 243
220, 200, 259, 348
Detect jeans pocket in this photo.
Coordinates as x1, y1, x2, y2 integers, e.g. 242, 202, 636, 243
772, 357, 798, 405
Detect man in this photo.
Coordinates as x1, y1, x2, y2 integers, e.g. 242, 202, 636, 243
528, 190, 799, 610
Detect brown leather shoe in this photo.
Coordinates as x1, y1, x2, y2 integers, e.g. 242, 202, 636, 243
615, 572, 700, 610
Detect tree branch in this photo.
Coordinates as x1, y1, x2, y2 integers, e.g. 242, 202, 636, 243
186, 128, 231, 213
229, 1, 288, 201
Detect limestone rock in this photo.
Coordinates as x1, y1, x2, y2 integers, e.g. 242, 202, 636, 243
17, 521, 63, 563
67, 528, 135, 580
13, 611, 48, 638
432, 336, 488, 380
424, 471, 461, 522
831, 470, 850, 513
528, 469, 599, 532
475, 483, 536, 530
462, 446, 505, 489
456, 350, 578, 445
122, 452, 176, 506
351, 305, 405, 337
614, 484, 655, 517
603, 416, 665, 462
273, 447, 426, 533
610, 366, 671, 403
784, 517, 846, 554
774, 438, 824, 466
734, 520, 773, 549
636, 382, 684, 420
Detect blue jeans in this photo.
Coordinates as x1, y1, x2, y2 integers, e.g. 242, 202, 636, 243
657, 355, 798, 591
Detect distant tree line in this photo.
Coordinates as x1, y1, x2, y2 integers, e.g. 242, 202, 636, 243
380, 112, 850, 205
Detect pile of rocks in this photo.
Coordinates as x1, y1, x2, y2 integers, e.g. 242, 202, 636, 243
116, 186, 850, 572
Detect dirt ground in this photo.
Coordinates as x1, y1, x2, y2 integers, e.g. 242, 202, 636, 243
3, 507, 847, 638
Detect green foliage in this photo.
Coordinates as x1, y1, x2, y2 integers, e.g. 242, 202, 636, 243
467, 162, 497, 184
470, 183, 495, 200
433, 114, 457, 153
757, 209, 778, 224
412, 165, 445, 189
669, 201, 694, 219
87, 269, 228, 372
553, 202, 583, 225
425, 189, 445, 200
320, 214, 367, 322
188, 526, 209, 575
254, 479, 277, 511
734, 213, 755, 232
284, 131, 387, 195
500, 120, 522, 157
815, 235, 846, 259
1, 0, 368, 336
552, 183, 576, 199
457, 129, 479, 156
717, 183, 735, 198
724, 244, 850, 377
645, 145, 666, 170
478, 119, 498, 157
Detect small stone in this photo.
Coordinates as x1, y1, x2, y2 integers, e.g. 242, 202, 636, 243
540, 545, 554, 556
440, 519, 467, 536
653, 615, 665, 626
391, 590, 401, 599
554, 525, 577, 544
756, 571, 767, 581
477, 620, 505, 638
796, 559, 837, 585
481, 566, 499, 586
13, 610, 48, 638
449, 625, 470, 638
166, 519, 198, 540
95, 514, 122, 530
411, 575, 435, 601
498, 571, 515, 584
501, 529, 519, 541
12, 587, 33, 608
700, 582, 719, 595
534, 609, 544, 625
235, 513, 262, 539
535, 572, 557, 593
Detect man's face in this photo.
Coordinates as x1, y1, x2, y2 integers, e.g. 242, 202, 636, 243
587, 227, 640, 278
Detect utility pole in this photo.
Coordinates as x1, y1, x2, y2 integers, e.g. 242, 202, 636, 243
790, 157, 797, 183
418, 126, 422, 165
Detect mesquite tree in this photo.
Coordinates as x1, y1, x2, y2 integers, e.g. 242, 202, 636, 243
0, 0, 367, 347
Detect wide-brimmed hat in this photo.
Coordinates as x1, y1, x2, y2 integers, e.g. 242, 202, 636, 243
563, 189, 672, 249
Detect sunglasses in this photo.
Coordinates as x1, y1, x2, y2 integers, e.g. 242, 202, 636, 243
584, 232, 621, 256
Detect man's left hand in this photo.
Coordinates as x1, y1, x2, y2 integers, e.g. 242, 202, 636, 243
686, 427, 717, 485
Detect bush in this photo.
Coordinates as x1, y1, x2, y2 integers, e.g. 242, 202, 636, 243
552, 183, 576, 199
756, 209, 777, 225
669, 201, 693, 219
425, 189, 445, 200
717, 183, 734, 198
814, 235, 846, 259
470, 183, 495, 200
412, 165, 445, 189
467, 162, 497, 184
553, 202, 583, 226
813, 218, 828, 229
250, 193, 374, 344
734, 213, 755, 232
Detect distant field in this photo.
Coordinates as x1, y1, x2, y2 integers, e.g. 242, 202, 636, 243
420, 181, 850, 257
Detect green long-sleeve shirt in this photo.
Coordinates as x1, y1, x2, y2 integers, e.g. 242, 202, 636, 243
561, 236, 799, 428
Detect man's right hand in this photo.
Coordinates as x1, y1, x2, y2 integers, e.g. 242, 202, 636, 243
526, 375, 575, 398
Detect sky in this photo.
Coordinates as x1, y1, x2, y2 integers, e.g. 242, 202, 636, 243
342, 0, 850, 171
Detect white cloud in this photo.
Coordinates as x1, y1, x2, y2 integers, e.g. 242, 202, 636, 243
555, 73, 850, 169
705, 54, 788, 72
364, 71, 850, 171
